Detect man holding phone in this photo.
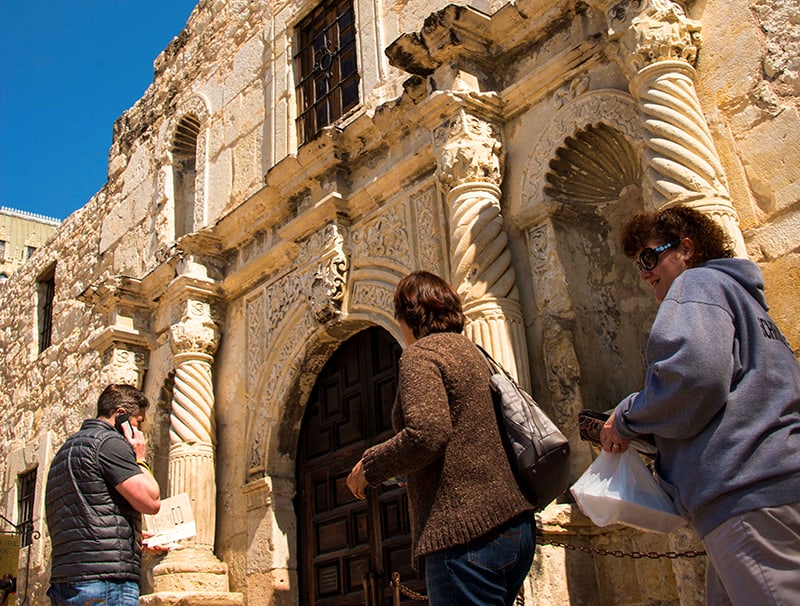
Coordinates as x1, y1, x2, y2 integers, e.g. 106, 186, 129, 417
45, 384, 161, 605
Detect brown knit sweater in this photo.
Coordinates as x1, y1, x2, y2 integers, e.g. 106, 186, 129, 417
361, 331, 533, 567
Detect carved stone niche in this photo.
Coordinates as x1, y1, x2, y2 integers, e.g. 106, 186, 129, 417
544, 122, 642, 207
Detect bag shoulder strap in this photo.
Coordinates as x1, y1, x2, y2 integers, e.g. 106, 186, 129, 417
474, 343, 516, 383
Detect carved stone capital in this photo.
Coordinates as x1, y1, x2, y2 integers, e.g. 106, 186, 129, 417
169, 298, 220, 356
432, 109, 504, 191
591, 0, 702, 79
98, 342, 148, 389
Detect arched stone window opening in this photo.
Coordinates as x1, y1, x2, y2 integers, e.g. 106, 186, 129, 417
171, 114, 201, 238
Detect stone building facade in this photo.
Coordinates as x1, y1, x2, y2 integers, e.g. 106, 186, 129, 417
1, 0, 798, 604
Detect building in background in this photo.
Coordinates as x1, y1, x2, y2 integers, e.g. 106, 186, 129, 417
0, 1, 797, 605
0, 207, 61, 282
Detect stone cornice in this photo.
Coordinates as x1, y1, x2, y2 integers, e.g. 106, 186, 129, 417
89, 324, 154, 353
386, 5, 495, 77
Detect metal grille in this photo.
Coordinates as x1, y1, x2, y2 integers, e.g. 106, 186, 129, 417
38, 271, 55, 352
295, 0, 359, 143
17, 468, 36, 547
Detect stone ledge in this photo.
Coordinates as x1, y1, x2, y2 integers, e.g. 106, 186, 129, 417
139, 592, 244, 606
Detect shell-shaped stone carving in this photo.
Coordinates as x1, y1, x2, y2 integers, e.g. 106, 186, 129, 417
544, 123, 641, 205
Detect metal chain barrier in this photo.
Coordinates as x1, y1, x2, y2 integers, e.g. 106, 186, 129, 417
538, 536, 705, 559
391, 572, 428, 601
389, 530, 704, 603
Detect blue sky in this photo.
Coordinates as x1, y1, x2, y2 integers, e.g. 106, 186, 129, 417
0, 0, 199, 221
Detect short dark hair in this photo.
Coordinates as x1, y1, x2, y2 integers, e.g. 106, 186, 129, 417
394, 271, 465, 339
96, 384, 149, 418
621, 205, 735, 267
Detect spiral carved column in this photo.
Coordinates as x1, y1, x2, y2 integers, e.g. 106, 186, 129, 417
591, 0, 747, 255
432, 105, 530, 387
168, 351, 216, 549
630, 61, 747, 254
146, 300, 242, 604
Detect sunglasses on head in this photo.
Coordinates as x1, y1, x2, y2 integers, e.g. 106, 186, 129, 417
636, 240, 680, 272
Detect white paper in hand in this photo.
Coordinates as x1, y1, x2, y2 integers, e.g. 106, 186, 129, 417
143, 493, 197, 548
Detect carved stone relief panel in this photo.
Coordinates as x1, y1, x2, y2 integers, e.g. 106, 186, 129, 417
246, 291, 266, 395
244, 222, 350, 397
409, 185, 448, 274
349, 279, 396, 319
351, 202, 412, 273
243, 184, 442, 480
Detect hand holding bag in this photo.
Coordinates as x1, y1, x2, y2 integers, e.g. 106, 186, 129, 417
570, 449, 685, 533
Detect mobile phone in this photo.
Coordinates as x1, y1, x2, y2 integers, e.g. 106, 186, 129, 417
115, 413, 133, 436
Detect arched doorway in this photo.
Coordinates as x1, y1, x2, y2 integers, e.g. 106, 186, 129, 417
296, 326, 425, 605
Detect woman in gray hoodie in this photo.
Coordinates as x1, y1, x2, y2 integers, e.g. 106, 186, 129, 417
601, 205, 800, 606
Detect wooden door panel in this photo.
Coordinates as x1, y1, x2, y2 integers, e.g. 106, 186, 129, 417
298, 327, 420, 606
304, 463, 371, 604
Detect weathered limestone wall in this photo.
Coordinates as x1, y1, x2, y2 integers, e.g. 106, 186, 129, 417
0, 0, 797, 605
694, 0, 800, 349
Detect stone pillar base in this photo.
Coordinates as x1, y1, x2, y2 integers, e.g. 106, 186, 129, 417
139, 591, 244, 606
149, 548, 232, 594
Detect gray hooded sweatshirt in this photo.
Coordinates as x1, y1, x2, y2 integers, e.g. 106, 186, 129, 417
614, 258, 800, 537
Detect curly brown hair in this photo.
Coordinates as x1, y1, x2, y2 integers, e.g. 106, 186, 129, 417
393, 271, 465, 339
621, 205, 735, 268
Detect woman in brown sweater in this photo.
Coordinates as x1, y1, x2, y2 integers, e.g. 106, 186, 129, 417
347, 271, 535, 605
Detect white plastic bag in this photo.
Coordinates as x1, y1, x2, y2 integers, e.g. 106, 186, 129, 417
570, 449, 686, 534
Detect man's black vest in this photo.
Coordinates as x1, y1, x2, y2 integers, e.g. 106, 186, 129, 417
46, 419, 141, 583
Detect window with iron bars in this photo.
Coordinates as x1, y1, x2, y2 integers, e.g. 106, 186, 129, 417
295, 0, 359, 144
17, 468, 36, 547
37, 266, 55, 353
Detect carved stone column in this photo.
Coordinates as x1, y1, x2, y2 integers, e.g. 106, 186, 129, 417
168, 321, 218, 553
145, 293, 242, 605
591, 0, 747, 255
430, 99, 530, 386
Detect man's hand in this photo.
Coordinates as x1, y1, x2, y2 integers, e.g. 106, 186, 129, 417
121, 422, 148, 461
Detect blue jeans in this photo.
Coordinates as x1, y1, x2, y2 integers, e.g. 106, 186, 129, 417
424, 512, 535, 605
48, 580, 139, 606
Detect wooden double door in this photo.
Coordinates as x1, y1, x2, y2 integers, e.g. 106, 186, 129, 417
296, 327, 426, 605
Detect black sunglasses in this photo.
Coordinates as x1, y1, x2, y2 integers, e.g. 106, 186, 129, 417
636, 240, 680, 272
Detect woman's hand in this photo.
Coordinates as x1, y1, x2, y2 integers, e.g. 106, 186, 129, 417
347, 459, 369, 500
600, 409, 630, 453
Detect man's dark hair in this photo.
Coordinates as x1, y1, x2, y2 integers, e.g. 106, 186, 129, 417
96, 384, 149, 418
621, 205, 735, 268
394, 271, 465, 339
